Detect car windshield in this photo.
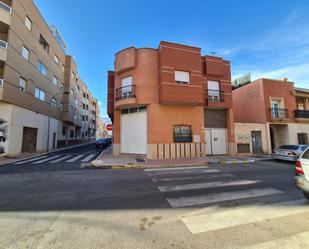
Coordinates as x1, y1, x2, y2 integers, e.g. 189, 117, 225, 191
97, 139, 106, 143
279, 145, 299, 150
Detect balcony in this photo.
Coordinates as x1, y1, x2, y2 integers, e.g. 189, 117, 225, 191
115, 85, 136, 108
270, 108, 288, 120
0, 39, 8, 61
0, 1, 12, 26
295, 110, 309, 119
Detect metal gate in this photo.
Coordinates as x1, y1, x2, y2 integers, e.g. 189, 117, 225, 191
251, 131, 262, 154
205, 128, 227, 155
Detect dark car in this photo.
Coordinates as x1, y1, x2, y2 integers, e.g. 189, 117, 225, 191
106, 137, 112, 144
95, 139, 109, 148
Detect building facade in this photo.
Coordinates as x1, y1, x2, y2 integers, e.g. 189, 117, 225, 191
107, 41, 235, 159
233, 78, 309, 155
0, 0, 98, 156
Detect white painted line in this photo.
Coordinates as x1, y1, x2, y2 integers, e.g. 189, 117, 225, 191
81, 154, 96, 162
166, 188, 283, 208
148, 169, 220, 176
145, 166, 209, 172
32, 155, 61, 164
182, 199, 308, 234
49, 155, 72, 163
13, 156, 48, 165
66, 154, 84, 162
158, 180, 260, 192
152, 173, 235, 183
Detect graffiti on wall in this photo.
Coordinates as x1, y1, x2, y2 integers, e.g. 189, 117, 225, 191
0, 119, 7, 154
237, 134, 252, 143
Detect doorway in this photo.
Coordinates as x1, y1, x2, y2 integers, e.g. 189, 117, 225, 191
251, 131, 263, 154
21, 127, 37, 153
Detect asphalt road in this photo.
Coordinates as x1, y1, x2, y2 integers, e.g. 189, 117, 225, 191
0, 150, 309, 249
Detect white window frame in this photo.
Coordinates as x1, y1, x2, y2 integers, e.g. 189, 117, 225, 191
207, 80, 220, 100
61, 64, 65, 72
52, 76, 58, 86
21, 46, 30, 61
51, 97, 57, 107
25, 16, 32, 31
54, 55, 59, 65
35, 87, 45, 101
19, 77, 26, 92
37, 61, 47, 76
175, 71, 190, 84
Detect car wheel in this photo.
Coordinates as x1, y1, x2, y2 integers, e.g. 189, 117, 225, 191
303, 192, 309, 200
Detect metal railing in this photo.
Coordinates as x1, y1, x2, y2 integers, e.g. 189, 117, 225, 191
0, 1, 12, 14
0, 79, 3, 87
0, 39, 8, 49
115, 85, 136, 101
206, 89, 224, 103
295, 110, 309, 118
270, 108, 288, 119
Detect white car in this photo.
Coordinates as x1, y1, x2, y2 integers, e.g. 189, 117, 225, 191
294, 147, 309, 199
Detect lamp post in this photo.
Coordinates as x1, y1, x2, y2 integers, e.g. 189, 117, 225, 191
46, 91, 70, 152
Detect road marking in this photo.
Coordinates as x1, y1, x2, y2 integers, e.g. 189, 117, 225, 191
166, 188, 283, 208
49, 155, 72, 163
145, 166, 209, 172
182, 199, 308, 234
32, 155, 62, 164
81, 154, 96, 162
13, 156, 48, 165
152, 173, 235, 183
147, 169, 220, 176
158, 180, 260, 192
66, 154, 84, 162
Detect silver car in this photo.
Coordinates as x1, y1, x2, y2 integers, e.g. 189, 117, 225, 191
272, 144, 309, 161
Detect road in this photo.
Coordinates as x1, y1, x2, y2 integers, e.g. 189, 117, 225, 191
0, 147, 308, 249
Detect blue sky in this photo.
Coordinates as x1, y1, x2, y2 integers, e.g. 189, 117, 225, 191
34, 0, 309, 118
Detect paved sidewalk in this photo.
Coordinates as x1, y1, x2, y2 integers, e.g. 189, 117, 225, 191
91, 147, 272, 168
0, 141, 95, 166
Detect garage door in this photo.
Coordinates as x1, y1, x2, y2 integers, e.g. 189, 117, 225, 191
205, 128, 227, 155
121, 109, 147, 154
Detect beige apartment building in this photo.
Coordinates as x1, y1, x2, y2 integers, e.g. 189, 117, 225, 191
0, 0, 99, 156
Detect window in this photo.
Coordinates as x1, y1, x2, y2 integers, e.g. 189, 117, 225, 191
86, 116, 88, 121
59, 102, 63, 110
21, 46, 29, 60
71, 72, 75, 80
35, 87, 45, 101
207, 80, 221, 101
51, 97, 56, 107
37, 61, 47, 76
19, 78, 26, 92
52, 76, 58, 86
175, 71, 189, 84
85, 130, 88, 137
62, 126, 66, 136
54, 55, 59, 65
70, 88, 74, 96
39, 34, 49, 53
298, 103, 305, 110
70, 130, 74, 138
298, 133, 309, 145
60, 83, 64, 92
61, 64, 65, 72
173, 125, 192, 143
25, 16, 32, 31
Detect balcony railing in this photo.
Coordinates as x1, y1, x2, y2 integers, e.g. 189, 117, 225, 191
295, 110, 309, 119
206, 89, 224, 103
0, 40, 8, 49
270, 108, 288, 119
115, 85, 136, 101
0, 1, 12, 14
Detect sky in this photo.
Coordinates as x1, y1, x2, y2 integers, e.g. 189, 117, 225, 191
34, 0, 309, 118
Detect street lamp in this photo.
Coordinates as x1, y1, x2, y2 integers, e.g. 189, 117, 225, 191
46, 91, 70, 152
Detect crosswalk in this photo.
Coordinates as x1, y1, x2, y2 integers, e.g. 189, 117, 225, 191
145, 165, 309, 236
14, 154, 97, 165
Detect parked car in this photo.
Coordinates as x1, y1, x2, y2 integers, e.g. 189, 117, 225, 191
272, 144, 308, 161
106, 137, 112, 144
95, 139, 109, 148
294, 147, 309, 200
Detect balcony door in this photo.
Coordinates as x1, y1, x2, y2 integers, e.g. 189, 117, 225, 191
121, 76, 132, 99
208, 80, 220, 102
271, 100, 281, 118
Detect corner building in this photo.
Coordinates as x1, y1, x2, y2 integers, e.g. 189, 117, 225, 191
108, 41, 235, 159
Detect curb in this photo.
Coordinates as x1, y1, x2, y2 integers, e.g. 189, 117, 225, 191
0, 141, 95, 166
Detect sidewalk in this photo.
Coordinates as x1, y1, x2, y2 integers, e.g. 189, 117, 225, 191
0, 141, 95, 166
91, 147, 272, 169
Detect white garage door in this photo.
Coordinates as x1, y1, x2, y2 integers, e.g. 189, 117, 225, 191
205, 128, 227, 155
121, 110, 147, 154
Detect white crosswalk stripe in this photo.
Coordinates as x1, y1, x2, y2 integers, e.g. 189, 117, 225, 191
65, 154, 85, 162
32, 155, 62, 164
49, 155, 72, 163
151, 173, 235, 183
14, 156, 48, 165
157, 180, 260, 192
81, 154, 96, 162
182, 199, 308, 234
166, 188, 283, 208
145, 166, 209, 172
